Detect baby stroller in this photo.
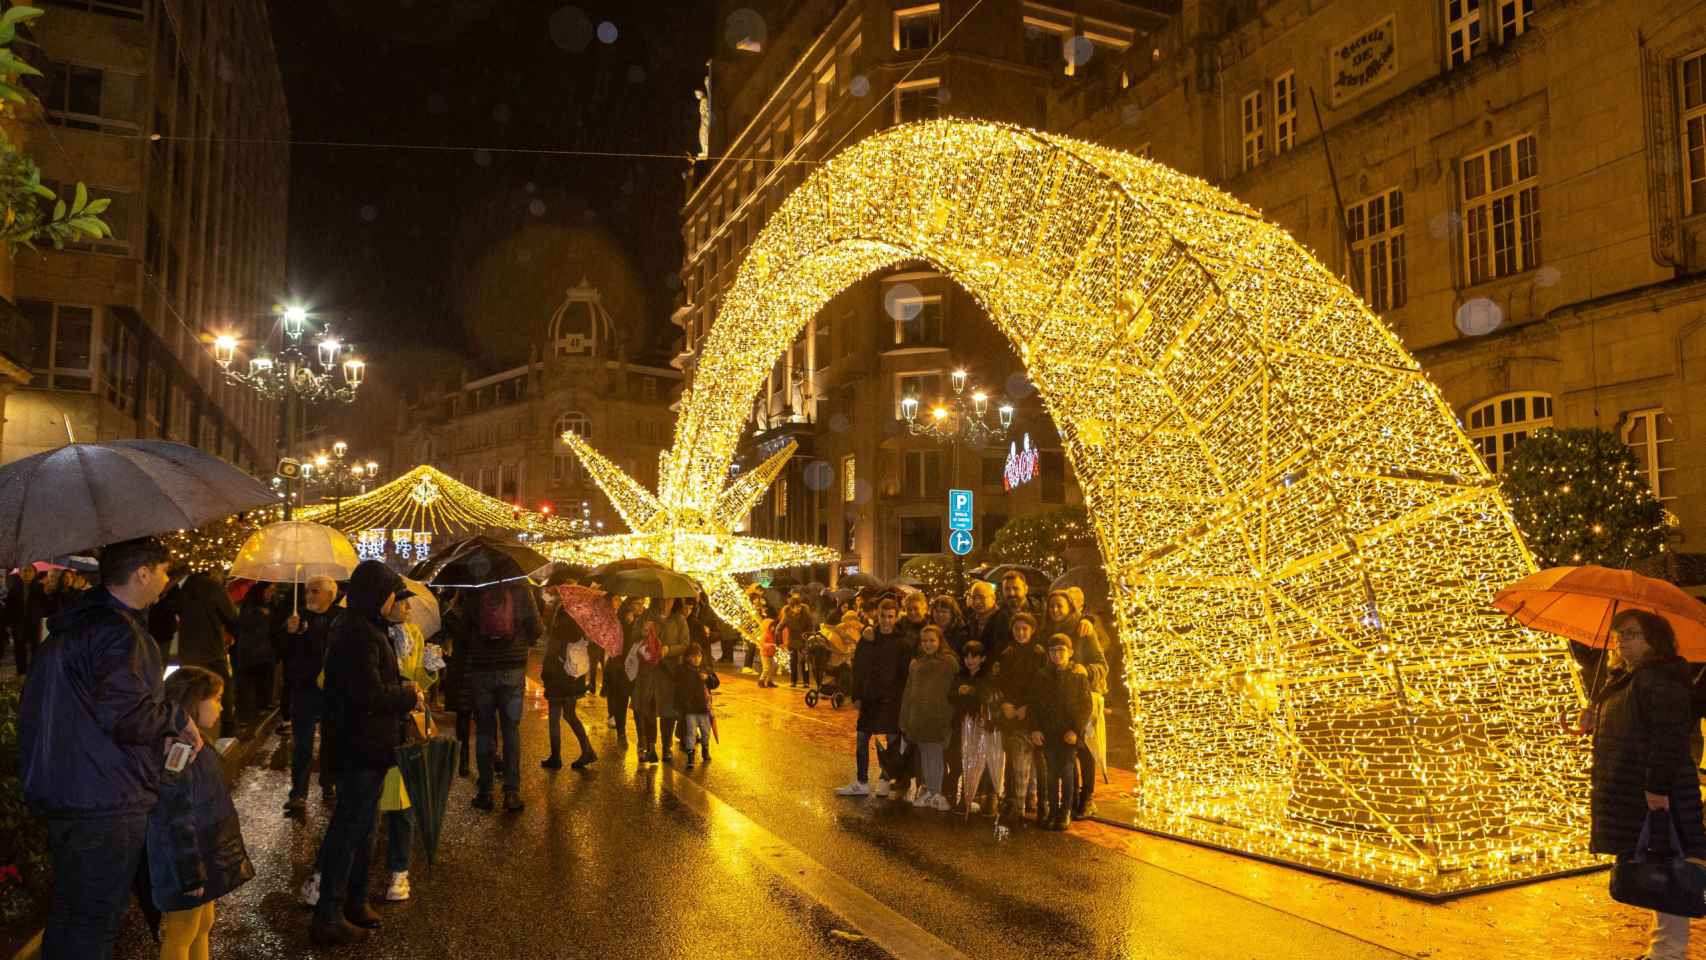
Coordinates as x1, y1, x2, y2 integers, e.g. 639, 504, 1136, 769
803, 622, 855, 708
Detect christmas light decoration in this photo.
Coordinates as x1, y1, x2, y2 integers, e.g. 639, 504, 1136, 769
652, 119, 1587, 893
160, 507, 285, 572
543, 436, 839, 639
300, 465, 588, 543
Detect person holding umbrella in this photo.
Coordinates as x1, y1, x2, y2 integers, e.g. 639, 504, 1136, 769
280, 575, 340, 814
309, 560, 423, 946
18, 537, 203, 960
633, 596, 691, 764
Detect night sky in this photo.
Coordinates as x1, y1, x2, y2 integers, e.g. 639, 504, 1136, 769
267, 0, 712, 447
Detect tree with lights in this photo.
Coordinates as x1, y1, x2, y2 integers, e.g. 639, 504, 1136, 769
1501, 427, 1667, 568
982, 505, 1092, 579
898, 554, 959, 596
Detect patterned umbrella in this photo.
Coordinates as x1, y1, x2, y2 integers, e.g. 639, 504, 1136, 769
551, 584, 622, 657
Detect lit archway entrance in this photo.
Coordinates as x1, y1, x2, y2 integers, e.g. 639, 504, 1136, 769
574, 120, 1588, 894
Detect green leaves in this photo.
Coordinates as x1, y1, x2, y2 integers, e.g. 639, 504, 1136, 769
1502, 427, 1667, 569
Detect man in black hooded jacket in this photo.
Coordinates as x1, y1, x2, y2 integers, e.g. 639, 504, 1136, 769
308, 560, 421, 946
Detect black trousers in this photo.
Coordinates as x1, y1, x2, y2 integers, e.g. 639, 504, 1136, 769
1075, 741, 1096, 807
237, 663, 274, 725
547, 696, 593, 759
607, 684, 631, 736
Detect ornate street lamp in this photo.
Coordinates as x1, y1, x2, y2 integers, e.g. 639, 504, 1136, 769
302, 439, 379, 521
899, 365, 1015, 593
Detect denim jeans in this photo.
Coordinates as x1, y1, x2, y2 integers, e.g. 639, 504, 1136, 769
855, 731, 890, 784
313, 767, 386, 925
42, 813, 147, 960
1044, 741, 1079, 818
385, 809, 413, 874
473, 667, 525, 793
289, 684, 324, 800
547, 696, 593, 759
679, 713, 712, 752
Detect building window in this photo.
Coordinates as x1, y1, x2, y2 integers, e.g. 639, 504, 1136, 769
22, 300, 95, 391
1622, 408, 1676, 502
793, 95, 813, 147
1465, 391, 1552, 473
894, 5, 941, 52
891, 293, 943, 346
1347, 188, 1408, 312
981, 456, 1005, 488
837, 31, 862, 94
902, 449, 943, 498
37, 60, 138, 131
842, 454, 857, 502
1447, 0, 1484, 67
554, 411, 592, 484
899, 515, 943, 560
1497, 0, 1534, 43
1684, 51, 1706, 216
894, 79, 940, 124
1040, 450, 1065, 503
1023, 19, 1069, 74
1240, 89, 1265, 171
1462, 134, 1540, 285
102, 313, 139, 412
814, 63, 836, 121
897, 370, 943, 419
773, 474, 789, 520
1273, 71, 1297, 154
813, 318, 830, 371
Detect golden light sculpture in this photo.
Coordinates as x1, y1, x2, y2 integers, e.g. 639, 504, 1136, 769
649, 119, 1588, 894
544, 435, 840, 638
300, 465, 588, 543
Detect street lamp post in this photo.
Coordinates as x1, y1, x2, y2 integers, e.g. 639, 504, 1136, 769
900, 366, 1015, 595
302, 442, 377, 522
213, 306, 368, 519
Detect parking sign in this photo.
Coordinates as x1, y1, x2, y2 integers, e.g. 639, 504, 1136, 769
948, 489, 973, 531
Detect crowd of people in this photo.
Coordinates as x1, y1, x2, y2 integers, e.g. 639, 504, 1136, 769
11, 537, 1706, 959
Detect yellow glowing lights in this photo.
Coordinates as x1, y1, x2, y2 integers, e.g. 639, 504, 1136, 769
299, 465, 586, 541
653, 119, 1586, 893
546, 433, 839, 639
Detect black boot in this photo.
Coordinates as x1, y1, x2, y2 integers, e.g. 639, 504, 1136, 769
310, 918, 371, 945
540, 754, 562, 769
700, 743, 710, 763
345, 901, 381, 929
571, 750, 597, 770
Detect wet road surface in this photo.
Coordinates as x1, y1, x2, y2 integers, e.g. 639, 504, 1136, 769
103, 660, 1670, 959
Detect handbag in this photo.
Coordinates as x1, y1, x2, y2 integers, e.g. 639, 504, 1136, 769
1610, 811, 1706, 918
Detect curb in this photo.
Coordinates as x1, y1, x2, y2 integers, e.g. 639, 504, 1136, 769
8, 707, 279, 960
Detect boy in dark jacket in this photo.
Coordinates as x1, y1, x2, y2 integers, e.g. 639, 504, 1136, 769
1031, 635, 1094, 830
673, 645, 720, 766
836, 599, 908, 798
996, 612, 1049, 820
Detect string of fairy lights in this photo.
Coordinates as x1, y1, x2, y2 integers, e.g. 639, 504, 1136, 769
627, 118, 1586, 894
299, 465, 592, 560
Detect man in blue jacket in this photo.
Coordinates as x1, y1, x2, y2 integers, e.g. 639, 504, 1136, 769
18, 536, 202, 960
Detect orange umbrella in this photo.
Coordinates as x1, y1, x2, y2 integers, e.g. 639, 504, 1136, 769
1493, 565, 1706, 660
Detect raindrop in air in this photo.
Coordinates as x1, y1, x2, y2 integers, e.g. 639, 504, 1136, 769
492, 103, 512, 124
1429, 210, 1461, 240
829, 414, 850, 433
529, 198, 547, 217
725, 8, 766, 52
1455, 298, 1503, 336
1121, 103, 1141, 126
548, 6, 594, 53
597, 21, 618, 44
937, 86, 952, 104
359, 205, 377, 223
803, 461, 833, 491
473, 148, 493, 167
850, 75, 870, 98
883, 282, 923, 322
1535, 265, 1561, 288
524, 181, 537, 193
1065, 36, 1095, 68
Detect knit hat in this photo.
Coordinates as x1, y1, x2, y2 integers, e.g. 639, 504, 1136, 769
1011, 611, 1038, 632
1047, 633, 1072, 651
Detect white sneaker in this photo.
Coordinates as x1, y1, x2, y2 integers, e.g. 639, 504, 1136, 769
834, 779, 870, 797
929, 793, 951, 812
911, 788, 932, 808
297, 871, 321, 907
872, 779, 892, 798
385, 871, 410, 902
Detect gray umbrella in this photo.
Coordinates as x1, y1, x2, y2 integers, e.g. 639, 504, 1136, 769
0, 440, 277, 566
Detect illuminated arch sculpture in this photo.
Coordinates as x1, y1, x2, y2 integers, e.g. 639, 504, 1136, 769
566, 119, 1589, 893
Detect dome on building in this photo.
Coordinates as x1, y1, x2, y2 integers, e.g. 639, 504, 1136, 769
549, 277, 616, 358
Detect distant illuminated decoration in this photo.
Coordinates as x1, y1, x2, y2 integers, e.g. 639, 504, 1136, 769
302, 465, 587, 542
1003, 433, 1038, 491
639, 119, 1586, 894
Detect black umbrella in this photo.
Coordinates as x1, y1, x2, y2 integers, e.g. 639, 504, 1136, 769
1052, 565, 1110, 609
599, 565, 700, 598
980, 563, 1052, 597
417, 535, 548, 587
531, 560, 594, 586
0, 440, 277, 566
394, 717, 459, 867
840, 571, 883, 589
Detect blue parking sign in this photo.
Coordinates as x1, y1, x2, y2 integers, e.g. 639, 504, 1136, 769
948, 529, 974, 556
948, 489, 973, 531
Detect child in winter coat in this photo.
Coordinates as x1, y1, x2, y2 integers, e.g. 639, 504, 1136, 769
837, 599, 908, 798
947, 640, 1004, 814
1031, 635, 1094, 830
996, 612, 1049, 821
149, 665, 254, 960
674, 645, 721, 766
898, 625, 959, 810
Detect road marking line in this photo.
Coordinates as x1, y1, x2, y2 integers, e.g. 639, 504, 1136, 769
664, 770, 971, 960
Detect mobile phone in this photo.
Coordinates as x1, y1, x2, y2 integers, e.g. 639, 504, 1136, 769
165, 740, 193, 773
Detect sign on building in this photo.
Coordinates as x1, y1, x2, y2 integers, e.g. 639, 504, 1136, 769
948, 489, 973, 531
1330, 15, 1397, 107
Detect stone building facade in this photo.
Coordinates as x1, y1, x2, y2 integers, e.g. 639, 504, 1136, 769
1050, 0, 1706, 558
3, 0, 287, 469
678, 0, 1172, 578
389, 281, 681, 532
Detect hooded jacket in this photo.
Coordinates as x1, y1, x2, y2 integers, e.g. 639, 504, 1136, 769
19, 589, 189, 817
899, 645, 960, 744
320, 562, 419, 776
145, 741, 253, 912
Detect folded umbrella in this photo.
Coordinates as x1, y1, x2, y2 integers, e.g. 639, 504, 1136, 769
394, 713, 458, 868
0, 439, 277, 566
1493, 565, 1706, 660
552, 584, 622, 656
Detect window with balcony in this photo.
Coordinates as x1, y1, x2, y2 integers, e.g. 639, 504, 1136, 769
894, 79, 940, 123
892, 293, 943, 347
894, 5, 941, 52
1240, 89, 1265, 171
1462, 134, 1540, 284
1273, 70, 1297, 155
1465, 391, 1552, 473
1347, 188, 1407, 313
902, 449, 943, 498
1684, 51, 1706, 216
1623, 408, 1676, 503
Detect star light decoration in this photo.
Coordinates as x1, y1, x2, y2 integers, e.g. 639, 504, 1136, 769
632, 119, 1590, 894
300, 464, 590, 559
543, 435, 839, 639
